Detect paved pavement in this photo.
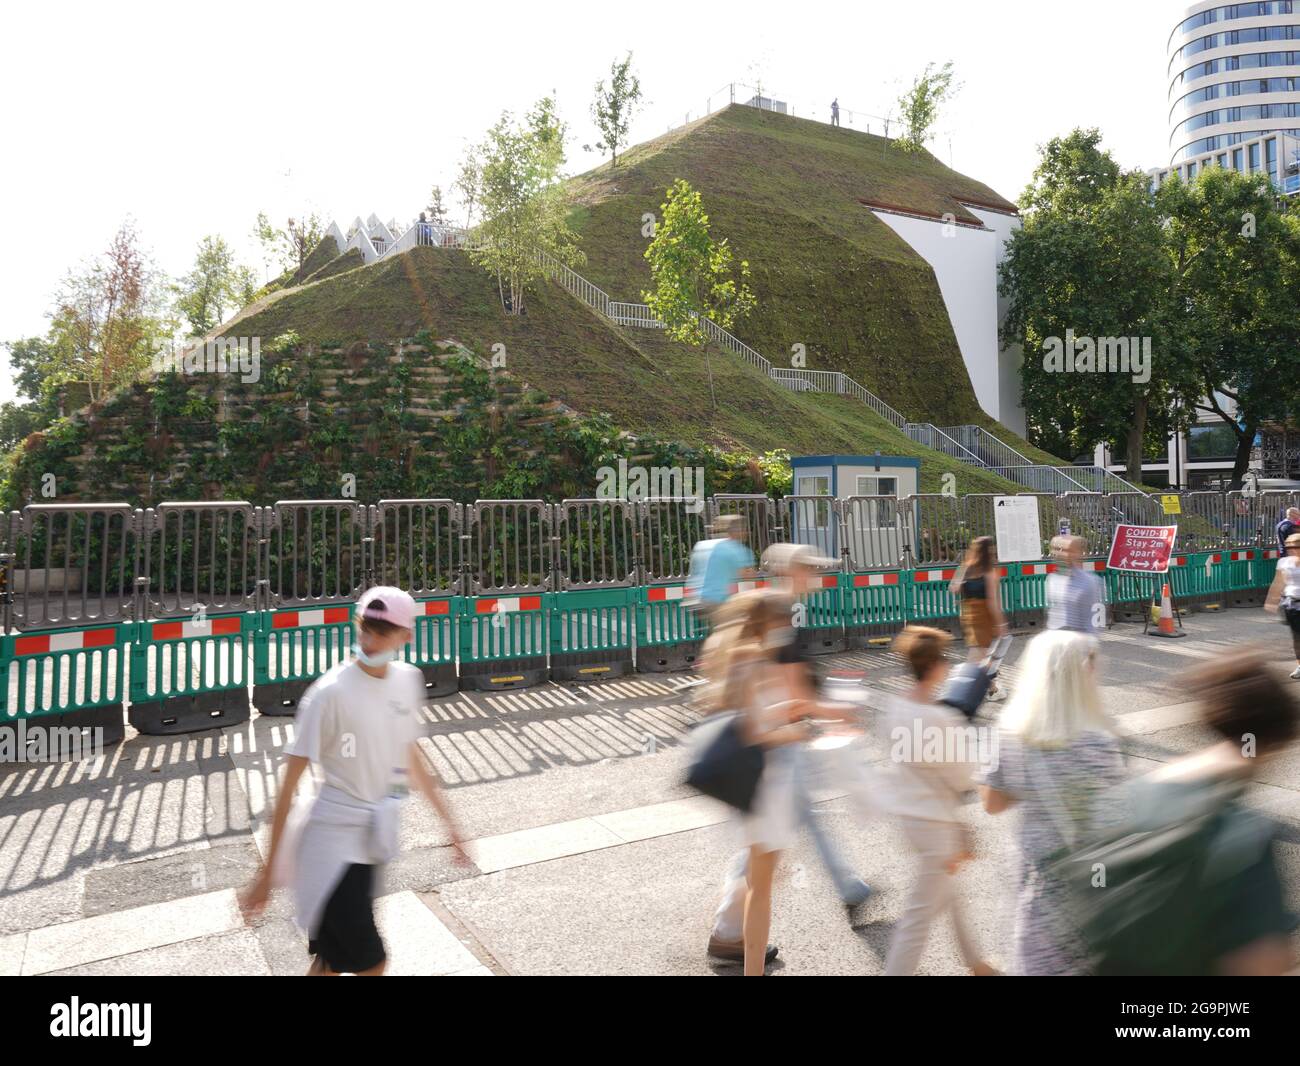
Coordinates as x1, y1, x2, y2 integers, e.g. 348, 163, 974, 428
2, 607, 1299, 976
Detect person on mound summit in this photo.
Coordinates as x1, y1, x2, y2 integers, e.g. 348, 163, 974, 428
242, 586, 469, 975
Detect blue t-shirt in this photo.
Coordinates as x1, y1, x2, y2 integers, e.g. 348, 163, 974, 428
688, 538, 754, 605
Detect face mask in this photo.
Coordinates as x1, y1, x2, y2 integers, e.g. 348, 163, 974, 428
353, 643, 398, 667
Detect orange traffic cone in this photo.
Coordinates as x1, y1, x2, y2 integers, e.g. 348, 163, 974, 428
1150, 583, 1184, 639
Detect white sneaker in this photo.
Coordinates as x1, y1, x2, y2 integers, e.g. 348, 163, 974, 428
1290, 667, 1300, 680
986, 688, 1006, 703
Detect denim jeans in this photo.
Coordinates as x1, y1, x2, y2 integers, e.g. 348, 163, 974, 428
711, 744, 866, 940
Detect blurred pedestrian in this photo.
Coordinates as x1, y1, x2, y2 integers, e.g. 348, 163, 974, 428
700, 589, 814, 975
950, 536, 1009, 700
881, 626, 998, 976
830, 98, 840, 126
1051, 655, 1298, 976
707, 546, 870, 964
977, 630, 1124, 975
685, 514, 755, 625
1046, 535, 1105, 636
1276, 507, 1300, 554
1264, 531, 1300, 679
241, 587, 469, 975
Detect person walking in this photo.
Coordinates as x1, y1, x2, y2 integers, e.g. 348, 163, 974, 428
1045, 535, 1105, 636
830, 98, 840, 127
881, 626, 998, 976
1057, 655, 1298, 975
976, 630, 1125, 975
685, 514, 755, 626
241, 587, 469, 975
707, 545, 870, 965
1264, 531, 1300, 679
1276, 507, 1300, 553
701, 589, 814, 975
950, 536, 1009, 700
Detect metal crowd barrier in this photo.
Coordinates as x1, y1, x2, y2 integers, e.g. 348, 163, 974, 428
0, 491, 1294, 753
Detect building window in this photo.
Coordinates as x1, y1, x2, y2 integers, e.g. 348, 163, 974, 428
1188, 423, 1240, 461
796, 475, 832, 529
1267, 137, 1279, 177
855, 475, 898, 528
1234, 147, 1245, 169
1250, 142, 1262, 171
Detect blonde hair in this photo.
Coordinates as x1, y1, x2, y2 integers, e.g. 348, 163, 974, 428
700, 589, 792, 712
997, 630, 1115, 748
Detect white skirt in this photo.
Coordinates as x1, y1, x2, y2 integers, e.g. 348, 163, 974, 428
739, 744, 800, 855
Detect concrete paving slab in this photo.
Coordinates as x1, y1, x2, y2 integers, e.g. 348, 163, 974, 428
22, 888, 243, 974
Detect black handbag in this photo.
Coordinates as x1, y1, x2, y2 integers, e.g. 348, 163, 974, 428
939, 634, 1012, 719
684, 712, 765, 812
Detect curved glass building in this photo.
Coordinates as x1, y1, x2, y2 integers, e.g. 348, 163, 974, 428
1168, 1, 1300, 172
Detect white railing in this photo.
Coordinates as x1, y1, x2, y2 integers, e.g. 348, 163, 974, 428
989, 466, 1091, 494
609, 302, 662, 328
904, 424, 983, 465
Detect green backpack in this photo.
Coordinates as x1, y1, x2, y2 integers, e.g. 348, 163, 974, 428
1040, 776, 1273, 976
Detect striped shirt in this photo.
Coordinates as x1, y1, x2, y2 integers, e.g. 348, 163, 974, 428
1045, 568, 1104, 635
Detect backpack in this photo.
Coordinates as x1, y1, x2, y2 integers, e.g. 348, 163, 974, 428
1040, 777, 1271, 976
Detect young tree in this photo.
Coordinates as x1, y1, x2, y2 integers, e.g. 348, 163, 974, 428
172, 235, 251, 335
642, 179, 756, 411
587, 53, 642, 168
253, 211, 325, 274
454, 150, 482, 228
470, 98, 583, 315
426, 185, 450, 224
896, 61, 958, 154
45, 221, 170, 405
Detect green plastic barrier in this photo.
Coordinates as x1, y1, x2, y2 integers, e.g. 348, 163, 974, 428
129, 612, 255, 735
839, 570, 907, 648
254, 603, 354, 714
406, 595, 460, 696
0, 622, 132, 749
635, 583, 706, 673
548, 587, 635, 682
458, 592, 547, 691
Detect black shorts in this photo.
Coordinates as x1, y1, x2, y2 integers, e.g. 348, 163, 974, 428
308, 863, 385, 974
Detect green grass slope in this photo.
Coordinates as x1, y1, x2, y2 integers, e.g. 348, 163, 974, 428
564, 104, 1017, 426
226, 246, 1022, 494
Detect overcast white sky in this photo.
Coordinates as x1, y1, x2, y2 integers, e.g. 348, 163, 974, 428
0, 0, 1178, 402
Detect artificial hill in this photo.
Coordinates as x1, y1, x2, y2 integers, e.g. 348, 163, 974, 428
0, 104, 1058, 508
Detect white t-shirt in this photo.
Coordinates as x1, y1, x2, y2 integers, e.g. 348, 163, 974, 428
286, 660, 426, 804
1279, 556, 1300, 602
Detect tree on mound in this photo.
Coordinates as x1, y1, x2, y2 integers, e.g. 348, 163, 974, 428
470, 96, 584, 315
642, 178, 755, 411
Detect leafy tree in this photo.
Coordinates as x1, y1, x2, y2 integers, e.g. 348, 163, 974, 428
642, 179, 756, 411
896, 61, 958, 154
1158, 167, 1300, 487
45, 221, 171, 405
470, 97, 583, 314
172, 235, 253, 335
454, 150, 482, 228
253, 211, 325, 274
587, 53, 642, 168
1001, 130, 1194, 479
